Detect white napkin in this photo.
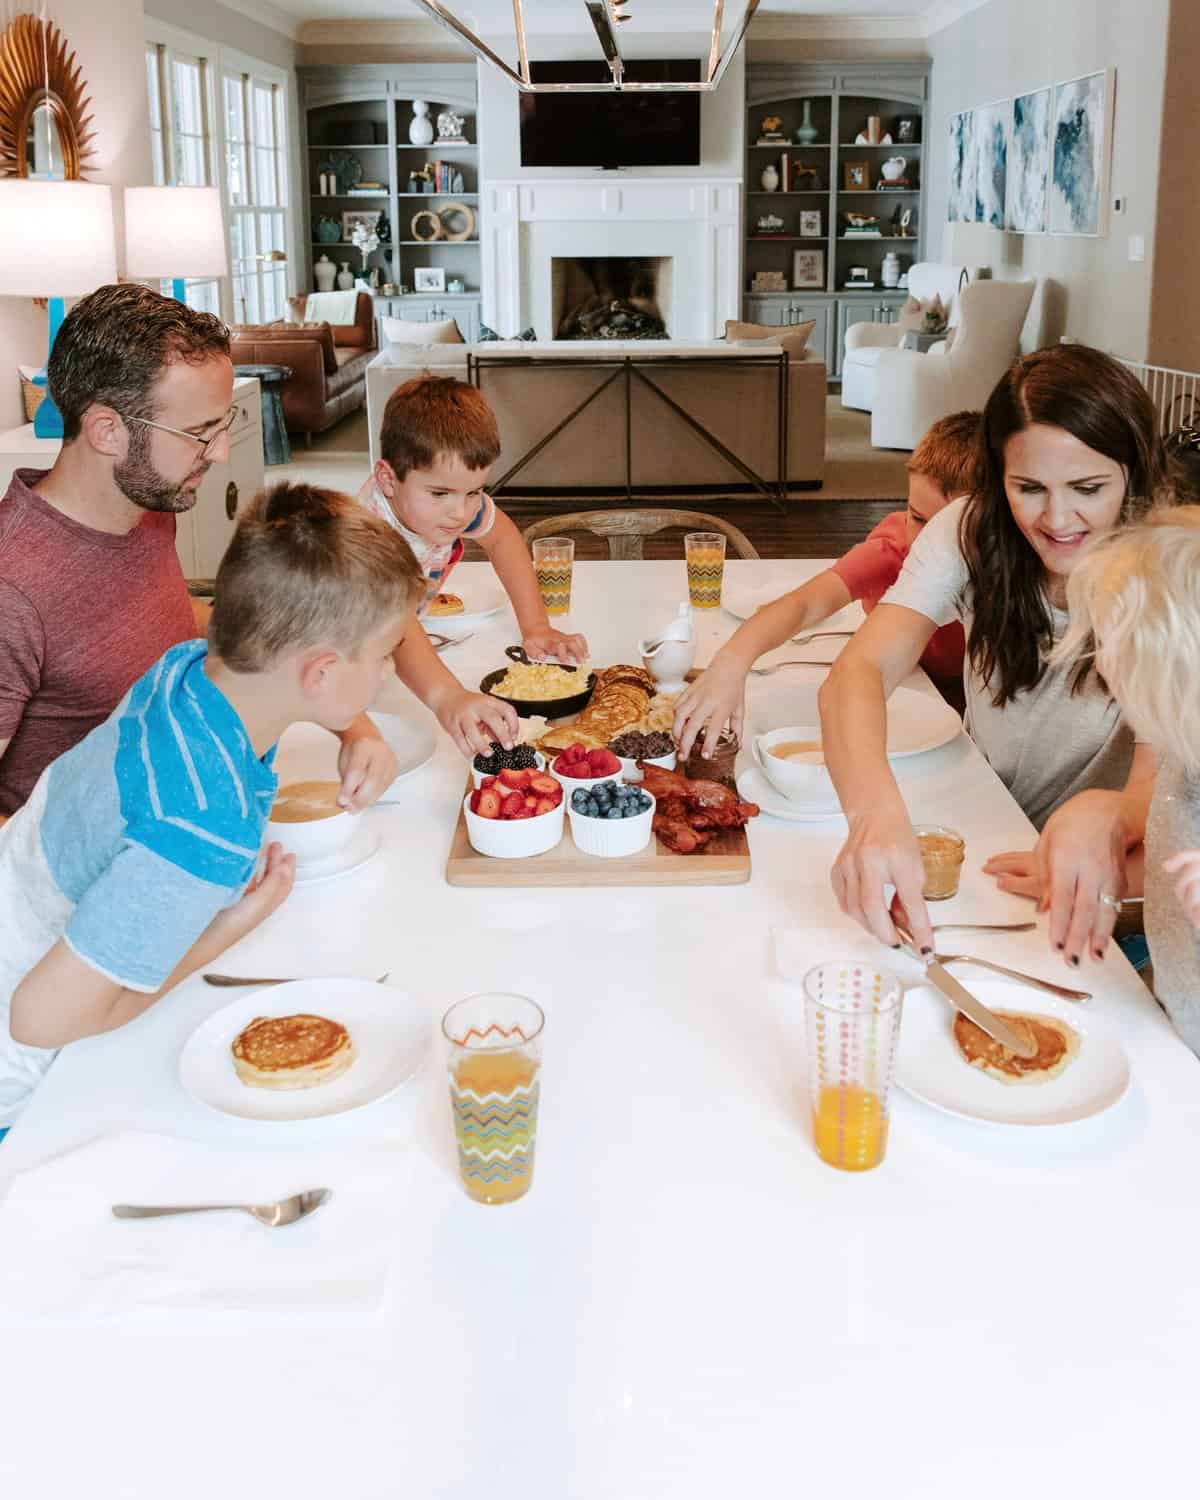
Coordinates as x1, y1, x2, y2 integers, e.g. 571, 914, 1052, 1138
772, 921, 925, 988
0, 1131, 410, 1327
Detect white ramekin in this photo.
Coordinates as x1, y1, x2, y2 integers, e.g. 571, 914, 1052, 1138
463, 792, 564, 859
568, 792, 656, 858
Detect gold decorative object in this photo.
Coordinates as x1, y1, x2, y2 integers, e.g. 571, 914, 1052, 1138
437, 201, 476, 242
0, 13, 97, 179
410, 208, 444, 243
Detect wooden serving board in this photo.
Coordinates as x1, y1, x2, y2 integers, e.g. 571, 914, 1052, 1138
445, 779, 751, 888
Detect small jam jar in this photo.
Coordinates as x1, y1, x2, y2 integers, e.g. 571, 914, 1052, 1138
914, 824, 965, 901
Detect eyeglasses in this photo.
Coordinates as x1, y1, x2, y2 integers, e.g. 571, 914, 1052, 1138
122, 405, 239, 458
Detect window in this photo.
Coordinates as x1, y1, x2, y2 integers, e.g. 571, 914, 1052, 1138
143, 22, 293, 325
143, 40, 220, 315
225, 70, 289, 325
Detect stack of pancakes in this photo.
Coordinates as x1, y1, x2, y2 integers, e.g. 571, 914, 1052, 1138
232, 1013, 357, 1091
538, 664, 655, 752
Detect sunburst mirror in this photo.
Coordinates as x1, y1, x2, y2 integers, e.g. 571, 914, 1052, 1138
0, 12, 97, 179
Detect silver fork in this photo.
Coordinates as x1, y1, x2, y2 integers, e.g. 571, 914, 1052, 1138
749, 659, 837, 676
792, 629, 855, 645
931, 949, 1091, 1002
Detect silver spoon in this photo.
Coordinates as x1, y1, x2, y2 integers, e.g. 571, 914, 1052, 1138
112, 1188, 331, 1228
202, 972, 389, 988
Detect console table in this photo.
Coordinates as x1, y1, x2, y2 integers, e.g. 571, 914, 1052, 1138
467, 348, 790, 510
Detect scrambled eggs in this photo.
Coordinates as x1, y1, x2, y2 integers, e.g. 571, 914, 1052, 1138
489, 661, 587, 700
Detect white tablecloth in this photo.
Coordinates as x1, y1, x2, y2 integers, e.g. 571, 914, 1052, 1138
1, 560, 1196, 1499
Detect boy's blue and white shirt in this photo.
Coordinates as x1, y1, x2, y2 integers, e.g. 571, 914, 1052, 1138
0, 639, 277, 1127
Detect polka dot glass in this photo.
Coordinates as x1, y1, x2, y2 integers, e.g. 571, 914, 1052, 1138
803, 962, 903, 1172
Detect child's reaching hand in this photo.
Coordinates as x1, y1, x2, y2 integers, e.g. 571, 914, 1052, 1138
1163, 850, 1200, 929
522, 623, 589, 665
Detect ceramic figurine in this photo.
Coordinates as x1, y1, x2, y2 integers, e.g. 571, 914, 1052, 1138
760, 162, 780, 192
795, 99, 819, 145
408, 99, 434, 146
436, 108, 467, 142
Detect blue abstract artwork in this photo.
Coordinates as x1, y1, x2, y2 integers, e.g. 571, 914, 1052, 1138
1006, 88, 1050, 233
947, 110, 976, 223
974, 103, 1007, 228
1050, 71, 1108, 235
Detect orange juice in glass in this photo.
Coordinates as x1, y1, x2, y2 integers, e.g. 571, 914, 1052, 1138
532, 536, 574, 617
684, 531, 726, 610
443, 992, 544, 1205
803, 961, 902, 1171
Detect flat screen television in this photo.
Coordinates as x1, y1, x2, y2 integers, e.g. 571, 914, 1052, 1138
519, 59, 702, 169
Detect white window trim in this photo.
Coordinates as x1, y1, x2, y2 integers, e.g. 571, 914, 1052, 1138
144, 18, 298, 324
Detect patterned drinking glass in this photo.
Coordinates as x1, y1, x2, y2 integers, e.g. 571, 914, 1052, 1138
684, 531, 726, 610
803, 962, 903, 1172
532, 536, 574, 616
443, 992, 545, 1205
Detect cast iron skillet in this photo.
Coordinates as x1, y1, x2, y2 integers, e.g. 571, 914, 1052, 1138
480, 645, 597, 720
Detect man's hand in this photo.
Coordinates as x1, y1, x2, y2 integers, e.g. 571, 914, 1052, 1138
437, 689, 520, 758
522, 624, 589, 665
336, 718, 398, 810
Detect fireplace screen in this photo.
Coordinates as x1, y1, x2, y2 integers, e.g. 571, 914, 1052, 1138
552, 255, 671, 339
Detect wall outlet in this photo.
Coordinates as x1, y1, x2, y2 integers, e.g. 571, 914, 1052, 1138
1113, 195, 1126, 215
1128, 234, 1145, 263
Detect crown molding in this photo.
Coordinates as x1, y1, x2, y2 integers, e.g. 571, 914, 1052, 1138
225, 0, 304, 41
752, 14, 927, 40
298, 18, 470, 46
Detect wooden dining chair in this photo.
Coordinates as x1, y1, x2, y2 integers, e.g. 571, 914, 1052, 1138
521, 509, 760, 562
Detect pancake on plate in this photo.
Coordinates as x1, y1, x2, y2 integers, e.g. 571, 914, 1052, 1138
232, 1013, 356, 1091
953, 1009, 1079, 1086
428, 592, 465, 617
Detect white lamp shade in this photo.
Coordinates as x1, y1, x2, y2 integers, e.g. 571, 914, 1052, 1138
123, 185, 228, 279
0, 180, 118, 297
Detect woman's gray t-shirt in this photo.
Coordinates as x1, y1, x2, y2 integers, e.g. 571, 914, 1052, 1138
882, 497, 1135, 830
1145, 754, 1200, 1058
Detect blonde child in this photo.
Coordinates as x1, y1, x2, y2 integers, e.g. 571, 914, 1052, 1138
674, 410, 981, 756
0, 483, 422, 1132
1054, 506, 1200, 1054
361, 376, 590, 758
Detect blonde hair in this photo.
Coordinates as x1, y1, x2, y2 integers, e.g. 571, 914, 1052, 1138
1051, 506, 1200, 772
210, 482, 424, 672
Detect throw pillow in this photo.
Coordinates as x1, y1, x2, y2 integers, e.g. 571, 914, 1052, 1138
284, 294, 308, 324
724, 318, 816, 360
478, 323, 536, 342
382, 317, 465, 346
895, 294, 948, 337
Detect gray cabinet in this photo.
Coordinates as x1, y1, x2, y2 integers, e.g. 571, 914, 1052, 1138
742, 291, 903, 377
743, 296, 832, 366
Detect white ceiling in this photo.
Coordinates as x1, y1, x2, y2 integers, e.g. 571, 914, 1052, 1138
261, 1, 968, 31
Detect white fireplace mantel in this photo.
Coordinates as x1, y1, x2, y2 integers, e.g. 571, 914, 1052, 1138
481, 178, 742, 342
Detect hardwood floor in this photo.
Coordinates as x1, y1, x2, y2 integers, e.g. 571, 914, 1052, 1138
464, 496, 900, 561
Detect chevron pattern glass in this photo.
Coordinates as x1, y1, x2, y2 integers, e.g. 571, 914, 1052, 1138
443, 992, 545, 1205
532, 536, 574, 616
803, 962, 902, 1172
684, 531, 726, 609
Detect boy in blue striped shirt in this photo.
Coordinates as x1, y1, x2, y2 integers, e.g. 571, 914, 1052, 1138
0, 483, 423, 1130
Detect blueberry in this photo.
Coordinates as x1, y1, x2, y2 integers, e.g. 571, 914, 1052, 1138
606, 808, 622, 819
585, 800, 599, 817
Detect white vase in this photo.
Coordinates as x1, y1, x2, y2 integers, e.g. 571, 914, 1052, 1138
336, 262, 354, 291
881, 252, 900, 289
409, 100, 434, 146
314, 254, 336, 293
761, 163, 779, 192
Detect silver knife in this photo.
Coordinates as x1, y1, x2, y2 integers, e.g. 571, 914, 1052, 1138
893, 921, 1038, 1058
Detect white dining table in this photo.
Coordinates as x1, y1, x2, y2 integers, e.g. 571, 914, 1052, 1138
2, 558, 1198, 1499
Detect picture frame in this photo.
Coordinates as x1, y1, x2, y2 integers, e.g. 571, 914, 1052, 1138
842, 160, 870, 191
413, 266, 446, 293
341, 208, 382, 241
1049, 67, 1115, 237
799, 209, 823, 238
792, 248, 825, 290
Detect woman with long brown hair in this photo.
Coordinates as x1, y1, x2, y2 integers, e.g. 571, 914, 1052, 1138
819, 345, 1168, 966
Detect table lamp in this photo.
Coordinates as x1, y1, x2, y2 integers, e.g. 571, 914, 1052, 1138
0, 179, 118, 438
123, 186, 227, 304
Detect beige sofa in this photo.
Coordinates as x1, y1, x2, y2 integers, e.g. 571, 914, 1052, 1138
365, 339, 826, 492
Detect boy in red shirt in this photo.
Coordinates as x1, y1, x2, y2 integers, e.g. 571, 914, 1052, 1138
675, 410, 980, 757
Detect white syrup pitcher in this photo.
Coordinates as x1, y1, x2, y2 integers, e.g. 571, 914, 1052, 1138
638, 604, 696, 693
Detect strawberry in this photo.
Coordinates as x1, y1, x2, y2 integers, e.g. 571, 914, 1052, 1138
500, 790, 525, 819
567, 742, 587, 763
476, 788, 502, 819
533, 796, 557, 817
509, 805, 534, 819
524, 794, 539, 811
586, 748, 611, 773
528, 773, 559, 797
469, 790, 482, 813
499, 767, 532, 792
480, 775, 497, 791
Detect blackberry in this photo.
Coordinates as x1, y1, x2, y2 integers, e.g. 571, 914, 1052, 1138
472, 741, 538, 775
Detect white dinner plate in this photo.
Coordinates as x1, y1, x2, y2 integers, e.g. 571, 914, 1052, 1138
273, 709, 436, 801
895, 979, 1130, 1126
722, 581, 861, 633
290, 824, 382, 886
179, 978, 428, 1123
423, 584, 506, 633
737, 765, 845, 821
750, 680, 961, 761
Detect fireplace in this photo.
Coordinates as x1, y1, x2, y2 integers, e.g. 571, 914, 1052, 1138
551, 255, 672, 340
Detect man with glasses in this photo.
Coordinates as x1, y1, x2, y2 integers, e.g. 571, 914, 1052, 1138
0, 283, 398, 817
